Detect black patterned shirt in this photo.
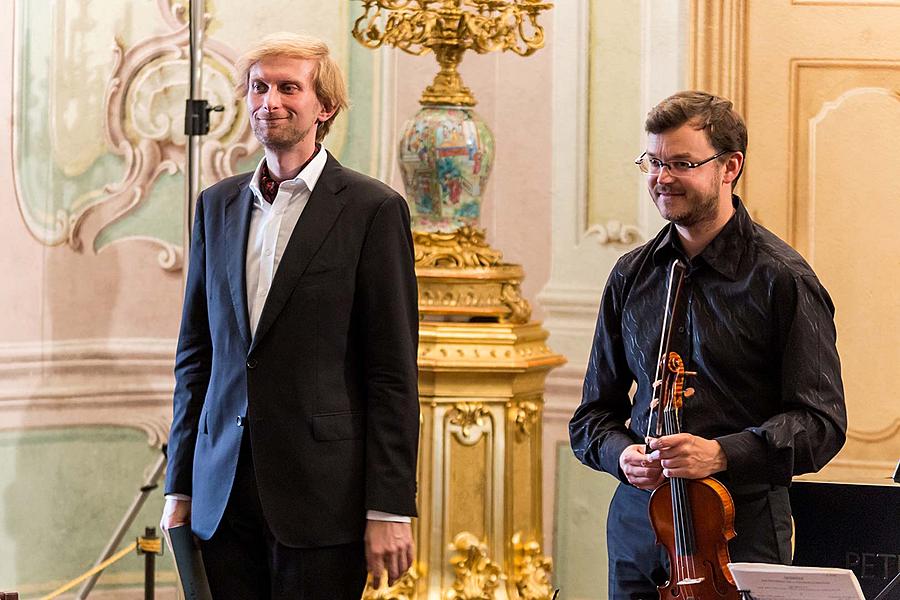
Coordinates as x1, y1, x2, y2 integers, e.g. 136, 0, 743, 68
569, 196, 847, 489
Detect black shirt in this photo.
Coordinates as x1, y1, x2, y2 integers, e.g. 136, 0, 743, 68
569, 196, 847, 489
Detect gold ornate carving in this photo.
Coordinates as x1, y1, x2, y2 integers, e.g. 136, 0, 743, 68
445, 532, 504, 600
363, 566, 419, 599
514, 401, 540, 440
415, 228, 532, 323
511, 532, 554, 600
352, 1, 552, 106
499, 282, 531, 324
448, 402, 490, 444
414, 227, 502, 268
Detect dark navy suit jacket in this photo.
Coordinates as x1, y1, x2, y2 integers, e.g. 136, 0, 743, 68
164, 152, 420, 547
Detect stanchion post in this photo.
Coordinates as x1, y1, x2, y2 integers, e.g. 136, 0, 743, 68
137, 527, 162, 600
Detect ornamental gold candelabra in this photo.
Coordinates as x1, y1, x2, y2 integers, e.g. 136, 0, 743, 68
354, 3, 562, 600
352, 0, 551, 106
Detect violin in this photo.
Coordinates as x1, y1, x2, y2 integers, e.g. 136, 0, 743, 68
648, 352, 740, 599
646, 260, 740, 600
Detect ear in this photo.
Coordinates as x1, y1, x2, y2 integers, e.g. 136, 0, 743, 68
317, 103, 337, 124
721, 151, 744, 186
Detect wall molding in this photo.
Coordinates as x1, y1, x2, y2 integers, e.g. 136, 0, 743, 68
689, 0, 747, 114
0, 338, 175, 446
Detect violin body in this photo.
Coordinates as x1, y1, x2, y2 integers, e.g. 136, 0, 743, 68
649, 476, 741, 600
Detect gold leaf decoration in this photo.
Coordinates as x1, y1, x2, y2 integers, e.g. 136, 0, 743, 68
363, 565, 419, 600
448, 402, 490, 444
352, 1, 552, 105
414, 227, 503, 269
511, 532, 554, 600
445, 532, 504, 600
514, 401, 540, 440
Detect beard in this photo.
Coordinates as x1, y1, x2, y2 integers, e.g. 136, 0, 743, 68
251, 115, 315, 151
651, 174, 721, 228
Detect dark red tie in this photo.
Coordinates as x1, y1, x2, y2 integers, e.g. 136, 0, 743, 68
259, 162, 280, 204
258, 145, 320, 204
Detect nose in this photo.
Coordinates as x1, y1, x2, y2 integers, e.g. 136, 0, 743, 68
655, 165, 677, 184
262, 88, 280, 111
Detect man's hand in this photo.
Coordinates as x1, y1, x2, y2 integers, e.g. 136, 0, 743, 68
365, 520, 414, 588
159, 497, 191, 550
647, 433, 727, 479
619, 443, 665, 490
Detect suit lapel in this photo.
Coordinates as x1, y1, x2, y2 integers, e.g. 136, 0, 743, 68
224, 184, 254, 350
250, 153, 349, 352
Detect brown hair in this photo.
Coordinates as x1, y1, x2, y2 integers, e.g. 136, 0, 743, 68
645, 91, 747, 185
235, 32, 349, 142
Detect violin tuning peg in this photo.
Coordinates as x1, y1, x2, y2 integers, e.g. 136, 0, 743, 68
684, 370, 698, 376
683, 387, 695, 398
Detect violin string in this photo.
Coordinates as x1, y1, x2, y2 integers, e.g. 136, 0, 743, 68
666, 403, 687, 590
668, 375, 698, 595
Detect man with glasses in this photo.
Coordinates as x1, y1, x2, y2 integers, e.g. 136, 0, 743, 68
569, 91, 846, 599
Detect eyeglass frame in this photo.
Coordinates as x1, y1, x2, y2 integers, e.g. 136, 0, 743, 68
634, 150, 735, 177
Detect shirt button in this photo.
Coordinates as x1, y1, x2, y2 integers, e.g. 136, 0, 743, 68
236, 416, 245, 427
265, 249, 272, 256
247, 358, 258, 369
678, 327, 685, 333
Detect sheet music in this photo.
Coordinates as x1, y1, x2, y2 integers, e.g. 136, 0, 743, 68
728, 562, 865, 600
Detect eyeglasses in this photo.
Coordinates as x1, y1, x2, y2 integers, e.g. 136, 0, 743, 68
634, 150, 733, 177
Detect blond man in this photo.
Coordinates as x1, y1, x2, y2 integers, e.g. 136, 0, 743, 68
162, 33, 419, 598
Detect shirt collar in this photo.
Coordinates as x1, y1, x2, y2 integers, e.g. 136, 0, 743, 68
652, 195, 752, 281
248, 144, 328, 205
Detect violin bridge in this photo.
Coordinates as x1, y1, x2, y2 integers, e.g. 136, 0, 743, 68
676, 576, 705, 586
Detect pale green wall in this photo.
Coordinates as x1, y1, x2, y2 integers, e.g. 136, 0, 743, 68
553, 442, 618, 600
0, 428, 174, 596
587, 1, 643, 228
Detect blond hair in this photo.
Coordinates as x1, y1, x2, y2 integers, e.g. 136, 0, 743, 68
235, 32, 349, 142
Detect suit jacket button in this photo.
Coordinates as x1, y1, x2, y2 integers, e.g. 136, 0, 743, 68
236, 416, 245, 427
246, 358, 258, 369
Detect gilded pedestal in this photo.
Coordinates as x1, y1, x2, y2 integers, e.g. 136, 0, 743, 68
365, 232, 564, 600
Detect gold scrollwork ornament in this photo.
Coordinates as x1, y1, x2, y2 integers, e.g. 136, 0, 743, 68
363, 566, 419, 600
514, 401, 540, 440
448, 403, 490, 445
352, 0, 552, 106
511, 532, 554, 600
499, 283, 531, 324
445, 532, 504, 600
414, 227, 503, 268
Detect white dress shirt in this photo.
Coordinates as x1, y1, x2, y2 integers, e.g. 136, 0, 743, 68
166, 146, 409, 524
245, 147, 324, 336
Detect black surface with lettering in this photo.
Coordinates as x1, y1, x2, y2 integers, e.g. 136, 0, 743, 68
790, 481, 900, 599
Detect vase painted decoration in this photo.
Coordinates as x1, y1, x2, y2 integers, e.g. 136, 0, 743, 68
398, 105, 494, 232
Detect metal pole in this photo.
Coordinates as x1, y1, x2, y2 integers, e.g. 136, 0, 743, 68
185, 0, 205, 272
143, 527, 157, 600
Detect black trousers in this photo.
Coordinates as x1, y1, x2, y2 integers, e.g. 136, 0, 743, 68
199, 433, 367, 600
606, 482, 792, 600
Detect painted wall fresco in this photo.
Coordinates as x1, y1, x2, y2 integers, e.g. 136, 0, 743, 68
12, 0, 379, 270
0, 428, 173, 596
